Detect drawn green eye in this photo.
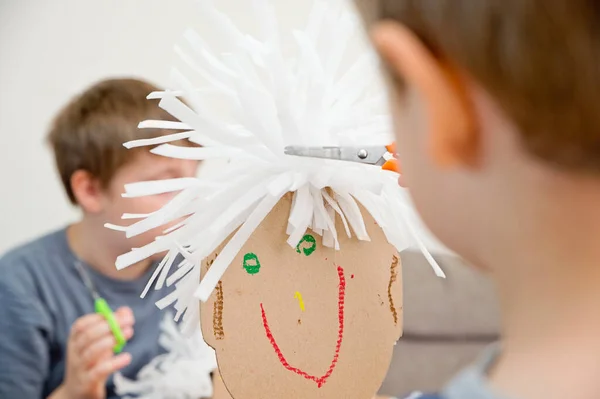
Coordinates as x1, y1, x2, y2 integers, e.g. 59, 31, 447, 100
243, 253, 261, 275
296, 234, 317, 256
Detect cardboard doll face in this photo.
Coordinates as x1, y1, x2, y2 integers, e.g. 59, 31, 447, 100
201, 194, 402, 399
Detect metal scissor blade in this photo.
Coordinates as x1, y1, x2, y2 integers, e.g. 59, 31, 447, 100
284, 146, 343, 160
284, 145, 387, 165
74, 261, 101, 300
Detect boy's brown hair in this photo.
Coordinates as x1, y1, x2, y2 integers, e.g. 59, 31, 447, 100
48, 78, 177, 204
358, 0, 600, 173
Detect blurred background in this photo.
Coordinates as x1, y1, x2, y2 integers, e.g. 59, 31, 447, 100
0, 0, 199, 253
0, 0, 368, 254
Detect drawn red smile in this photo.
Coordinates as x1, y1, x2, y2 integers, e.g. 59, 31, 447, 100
260, 265, 346, 388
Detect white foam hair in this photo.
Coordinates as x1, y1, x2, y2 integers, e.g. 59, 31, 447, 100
109, 0, 447, 331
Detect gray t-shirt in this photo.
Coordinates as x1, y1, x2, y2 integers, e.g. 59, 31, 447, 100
0, 228, 173, 399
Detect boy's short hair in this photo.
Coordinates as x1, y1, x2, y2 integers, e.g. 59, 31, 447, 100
360, 0, 600, 173
47, 78, 176, 204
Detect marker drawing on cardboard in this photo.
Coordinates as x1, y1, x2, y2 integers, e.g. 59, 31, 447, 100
110, 0, 447, 397
200, 195, 403, 398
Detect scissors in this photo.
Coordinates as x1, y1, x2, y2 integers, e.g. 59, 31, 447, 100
74, 261, 127, 353
284, 142, 400, 172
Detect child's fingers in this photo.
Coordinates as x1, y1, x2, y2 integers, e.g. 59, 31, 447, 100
398, 174, 407, 188
122, 326, 134, 340
69, 314, 105, 339
86, 353, 132, 386
81, 335, 117, 367
72, 318, 119, 352
72, 312, 133, 354
114, 307, 135, 327
81, 327, 134, 368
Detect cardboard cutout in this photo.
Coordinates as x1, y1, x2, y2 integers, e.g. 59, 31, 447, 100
212, 372, 233, 399
201, 194, 402, 398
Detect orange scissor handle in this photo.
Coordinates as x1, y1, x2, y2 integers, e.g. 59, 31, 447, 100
383, 142, 400, 172
382, 158, 401, 173
385, 142, 397, 154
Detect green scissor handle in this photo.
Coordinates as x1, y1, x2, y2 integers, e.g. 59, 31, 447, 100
94, 298, 127, 353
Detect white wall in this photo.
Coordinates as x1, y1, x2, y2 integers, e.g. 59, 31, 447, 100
0, 0, 352, 254
0, 1, 449, 259
0, 0, 202, 253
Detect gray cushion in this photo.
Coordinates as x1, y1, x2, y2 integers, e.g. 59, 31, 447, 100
402, 252, 500, 335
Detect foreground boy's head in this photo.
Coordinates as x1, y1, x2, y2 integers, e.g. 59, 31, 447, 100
354, 0, 600, 269
200, 195, 403, 399
47, 78, 198, 256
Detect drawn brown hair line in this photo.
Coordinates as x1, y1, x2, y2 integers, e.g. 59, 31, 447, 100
214, 281, 225, 340
207, 254, 225, 340
387, 255, 399, 325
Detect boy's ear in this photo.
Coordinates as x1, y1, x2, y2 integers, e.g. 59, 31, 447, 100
371, 21, 479, 169
70, 170, 104, 213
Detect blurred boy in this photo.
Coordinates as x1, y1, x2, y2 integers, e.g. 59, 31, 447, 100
0, 78, 198, 399
354, 1, 600, 399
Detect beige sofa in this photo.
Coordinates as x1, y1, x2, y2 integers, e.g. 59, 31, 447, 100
378, 252, 500, 396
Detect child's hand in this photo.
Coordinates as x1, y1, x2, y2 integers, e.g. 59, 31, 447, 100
56, 307, 135, 399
